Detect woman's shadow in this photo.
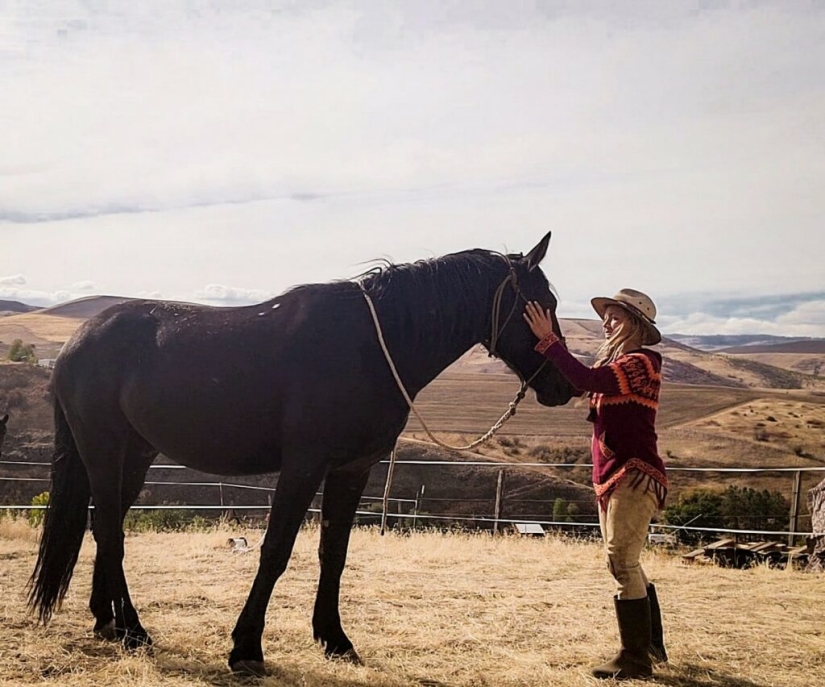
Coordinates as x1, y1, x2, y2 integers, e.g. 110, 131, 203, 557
653, 663, 771, 687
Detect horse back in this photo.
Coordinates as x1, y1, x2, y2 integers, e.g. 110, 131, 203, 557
52, 293, 409, 474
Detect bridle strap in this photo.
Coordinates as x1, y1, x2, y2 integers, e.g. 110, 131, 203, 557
360, 264, 561, 534
487, 259, 564, 386
488, 267, 521, 356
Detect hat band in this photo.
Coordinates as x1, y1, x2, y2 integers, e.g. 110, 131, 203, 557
616, 301, 656, 325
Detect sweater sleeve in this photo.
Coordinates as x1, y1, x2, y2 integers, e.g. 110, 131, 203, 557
534, 333, 621, 395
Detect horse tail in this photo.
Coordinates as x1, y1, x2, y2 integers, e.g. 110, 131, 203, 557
28, 402, 90, 623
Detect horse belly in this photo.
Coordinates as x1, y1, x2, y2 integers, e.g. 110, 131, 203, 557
122, 379, 284, 476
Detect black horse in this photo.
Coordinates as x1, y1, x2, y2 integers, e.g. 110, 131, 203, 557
29, 232, 574, 673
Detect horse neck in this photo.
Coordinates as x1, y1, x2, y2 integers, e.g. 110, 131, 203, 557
367, 257, 504, 397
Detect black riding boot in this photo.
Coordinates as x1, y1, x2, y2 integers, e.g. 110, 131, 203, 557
647, 583, 668, 664
592, 596, 653, 680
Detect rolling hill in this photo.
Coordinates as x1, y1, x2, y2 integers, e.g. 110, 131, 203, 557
0, 300, 39, 316
1, 296, 823, 391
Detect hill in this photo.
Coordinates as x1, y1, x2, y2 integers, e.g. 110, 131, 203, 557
713, 340, 825, 378
1, 296, 823, 391
452, 318, 824, 391
37, 294, 135, 319
0, 296, 135, 359
719, 340, 825, 354
0, 300, 39, 317
667, 333, 825, 351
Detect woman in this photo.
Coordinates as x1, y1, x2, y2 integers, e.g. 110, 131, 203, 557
523, 288, 668, 681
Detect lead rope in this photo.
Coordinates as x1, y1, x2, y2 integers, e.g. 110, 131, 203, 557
360, 285, 545, 534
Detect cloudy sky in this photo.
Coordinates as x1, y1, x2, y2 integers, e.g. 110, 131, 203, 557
1, 1, 823, 337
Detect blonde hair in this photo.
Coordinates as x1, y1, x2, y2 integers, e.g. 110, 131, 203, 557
594, 311, 647, 367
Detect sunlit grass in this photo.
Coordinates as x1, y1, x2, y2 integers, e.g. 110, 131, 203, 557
1, 523, 822, 686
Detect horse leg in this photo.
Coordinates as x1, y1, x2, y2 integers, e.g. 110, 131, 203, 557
312, 467, 370, 661
76, 424, 152, 651
228, 458, 328, 674
90, 444, 156, 641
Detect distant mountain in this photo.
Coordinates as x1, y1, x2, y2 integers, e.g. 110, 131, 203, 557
37, 295, 136, 319
717, 340, 825, 354
666, 333, 822, 352
0, 300, 39, 316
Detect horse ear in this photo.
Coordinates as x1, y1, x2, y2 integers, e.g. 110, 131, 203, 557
525, 231, 552, 271
1, 414, 7, 425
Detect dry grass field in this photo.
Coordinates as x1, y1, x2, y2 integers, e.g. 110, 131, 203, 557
1, 521, 824, 687
0, 313, 83, 345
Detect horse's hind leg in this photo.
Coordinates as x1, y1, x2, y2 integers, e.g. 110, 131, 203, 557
74, 422, 152, 650
228, 456, 329, 674
90, 439, 157, 641
312, 467, 370, 661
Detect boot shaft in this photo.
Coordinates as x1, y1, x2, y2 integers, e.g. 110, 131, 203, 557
592, 596, 653, 680
647, 583, 668, 664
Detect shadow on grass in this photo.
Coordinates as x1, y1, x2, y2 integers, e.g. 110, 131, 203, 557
654, 663, 769, 687
152, 654, 449, 687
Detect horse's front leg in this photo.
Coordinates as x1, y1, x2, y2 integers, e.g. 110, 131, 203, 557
229, 457, 328, 675
312, 467, 371, 661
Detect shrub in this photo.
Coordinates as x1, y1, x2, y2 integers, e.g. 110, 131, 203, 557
123, 508, 211, 532
8, 339, 37, 364
552, 498, 569, 523
28, 491, 50, 527
529, 445, 585, 465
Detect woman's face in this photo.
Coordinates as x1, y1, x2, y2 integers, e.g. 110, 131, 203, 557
602, 304, 632, 338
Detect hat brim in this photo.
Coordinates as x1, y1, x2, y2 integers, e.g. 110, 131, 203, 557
590, 297, 662, 346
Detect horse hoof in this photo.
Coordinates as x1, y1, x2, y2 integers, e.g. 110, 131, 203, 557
94, 619, 118, 641
327, 647, 362, 665
230, 660, 267, 676
124, 631, 153, 653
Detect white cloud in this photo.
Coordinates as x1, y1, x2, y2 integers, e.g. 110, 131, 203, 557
660, 298, 825, 338
1, 2, 824, 336
0, 286, 71, 307
194, 284, 274, 306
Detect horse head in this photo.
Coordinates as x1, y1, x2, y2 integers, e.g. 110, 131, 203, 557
484, 232, 576, 407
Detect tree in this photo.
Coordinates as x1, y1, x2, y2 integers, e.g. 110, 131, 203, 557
663, 486, 790, 543
662, 489, 724, 543
720, 486, 789, 531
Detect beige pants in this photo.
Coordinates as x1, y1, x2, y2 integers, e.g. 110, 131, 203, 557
598, 471, 659, 600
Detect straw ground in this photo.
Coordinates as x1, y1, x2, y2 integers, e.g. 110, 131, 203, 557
1, 520, 822, 686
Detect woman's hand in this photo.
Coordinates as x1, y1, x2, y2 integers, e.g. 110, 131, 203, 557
523, 301, 555, 340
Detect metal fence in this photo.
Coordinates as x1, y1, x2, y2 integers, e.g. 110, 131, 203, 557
2, 456, 822, 542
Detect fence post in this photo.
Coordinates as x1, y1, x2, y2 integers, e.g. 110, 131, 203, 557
788, 470, 803, 547
493, 469, 505, 535
413, 484, 424, 530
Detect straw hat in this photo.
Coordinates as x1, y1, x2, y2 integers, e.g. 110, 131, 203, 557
591, 288, 662, 345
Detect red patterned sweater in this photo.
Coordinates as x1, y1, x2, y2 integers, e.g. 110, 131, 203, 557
535, 332, 668, 510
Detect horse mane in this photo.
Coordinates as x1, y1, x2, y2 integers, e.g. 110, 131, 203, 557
356, 249, 512, 352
